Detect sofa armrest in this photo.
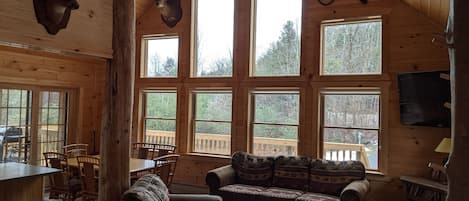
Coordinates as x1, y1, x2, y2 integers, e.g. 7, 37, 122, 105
206, 165, 235, 192
169, 194, 223, 201
340, 179, 370, 201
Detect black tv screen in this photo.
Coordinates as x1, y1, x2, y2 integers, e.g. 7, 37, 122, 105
398, 71, 451, 128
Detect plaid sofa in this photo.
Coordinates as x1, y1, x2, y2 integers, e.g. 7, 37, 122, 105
206, 152, 370, 201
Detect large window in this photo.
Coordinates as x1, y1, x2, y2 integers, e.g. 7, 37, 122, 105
142, 36, 179, 78
321, 18, 382, 75
0, 89, 32, 163
251, 91, 299, 156
252, 0, 302, 76
143, 91, 177, 145
38, 90, 69, 163
192, 91, 232, 155
194, 0, 234, 77
320, 90, 381, 170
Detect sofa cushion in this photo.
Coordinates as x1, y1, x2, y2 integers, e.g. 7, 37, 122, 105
122, 174, 170, 201
232, 151, 275, 186
273, 156, 310, 191
296, 193, 339, 201
309, 159, 365, 196
258, 187, 304, 201
218, 184, 265, 201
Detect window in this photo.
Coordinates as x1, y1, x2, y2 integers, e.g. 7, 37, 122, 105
38, 91, 69, 163
321, 18, 382, 75
0, 89, 32, 163
194, 0, 234, 77
320, 90, 381, 170
252, 0, 302, 76
143, 91, 177, 145
251, 91, 299, 156
192, 91, 232, 155
142, 36, 179, 78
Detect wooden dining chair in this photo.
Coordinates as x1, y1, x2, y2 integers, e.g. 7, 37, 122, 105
64, 144, 88, 157
153, 154, 180, 188
77, 155, 100, 201
153, 143, 176, 158
131, 142, 156, 159
43, 152, 81, 201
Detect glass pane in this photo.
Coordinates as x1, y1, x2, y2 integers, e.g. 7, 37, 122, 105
7, 108, 21, 126
324, 94, 380, 129
49, 92, 60, 108
41, 92, 49, 107
144, 119, 176, 145
323, 128, 378, 170
0, 109, 6, 126
322, 21, 382, 75
8, 90, 21, 107
253, 0, 302, 76
40, 109, 48, 125
145, 92, 177, 118
194, 121, 231, 155
253, 124, 298, 156
21, 90, 29, 107
254, 93, 299, 124
195, 93, 232, 121
195, 0, 234, 77
48, 109, 60, 125
144, 37, 179, 78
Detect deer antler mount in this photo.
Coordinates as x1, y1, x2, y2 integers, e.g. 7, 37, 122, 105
155, 0, 182, 28
33, 0, 80, 35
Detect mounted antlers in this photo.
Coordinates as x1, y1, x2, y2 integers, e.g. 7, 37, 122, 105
33, 0, 80, 35
155, 0, 182, 28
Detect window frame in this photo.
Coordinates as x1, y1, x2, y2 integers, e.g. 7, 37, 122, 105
141, 90, 178, 145
189, 90, 233, 155
319, 88, 383, 171
249, 89, 300, 156
319, 17, 383, 77
141, 35, 180, 78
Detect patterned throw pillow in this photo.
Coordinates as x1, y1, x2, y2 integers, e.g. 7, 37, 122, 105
272, 156, 310, 191
122, 174, 170, 201
231, 151, 275, 186
309, 159, 365, 196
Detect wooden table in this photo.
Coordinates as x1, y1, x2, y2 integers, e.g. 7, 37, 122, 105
0, 162, 61, 201
400, 176, 448, 201
67, 155, 155, 173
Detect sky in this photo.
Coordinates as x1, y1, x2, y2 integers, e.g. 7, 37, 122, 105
147, 0, 302, 74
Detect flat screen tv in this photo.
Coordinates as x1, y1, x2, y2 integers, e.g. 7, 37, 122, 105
398, 70, 451, 128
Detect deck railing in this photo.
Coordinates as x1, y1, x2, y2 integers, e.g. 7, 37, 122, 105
145, 130, 370, 168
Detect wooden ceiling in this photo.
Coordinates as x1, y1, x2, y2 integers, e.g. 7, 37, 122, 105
135, 0, 450, 25
402, 0, 450, 25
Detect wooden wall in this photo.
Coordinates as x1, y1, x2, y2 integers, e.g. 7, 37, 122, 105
402, 0, 450, 25
0, 46, 106, 154
135, 1, 450, 201
0, 0, 112, 58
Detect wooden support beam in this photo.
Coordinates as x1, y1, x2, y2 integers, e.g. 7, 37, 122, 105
98, 0, 135, 200
446, 0, 469, 200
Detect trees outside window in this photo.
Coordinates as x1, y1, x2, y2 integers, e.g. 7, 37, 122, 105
142, 37, 179, 78
143, 91, 177, 145
253, 0, 302, 76
322, 19, 382, 75
251, 91, 300, 156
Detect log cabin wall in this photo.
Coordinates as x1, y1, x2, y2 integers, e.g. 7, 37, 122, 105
0, 0, 113, 58
135, 0, 450, 200
0, 45, 106, 154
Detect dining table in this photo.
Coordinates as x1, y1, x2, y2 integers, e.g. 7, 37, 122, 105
67, 155, 156, 173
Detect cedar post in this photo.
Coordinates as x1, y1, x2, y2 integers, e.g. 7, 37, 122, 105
446, 0, 469, 200
99, 0, 135, 200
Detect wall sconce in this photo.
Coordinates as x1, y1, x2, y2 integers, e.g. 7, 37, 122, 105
33, 0, 80, 35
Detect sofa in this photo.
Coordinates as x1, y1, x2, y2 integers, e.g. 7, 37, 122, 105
206, 152, 370, 201
122, 174, 223, 201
